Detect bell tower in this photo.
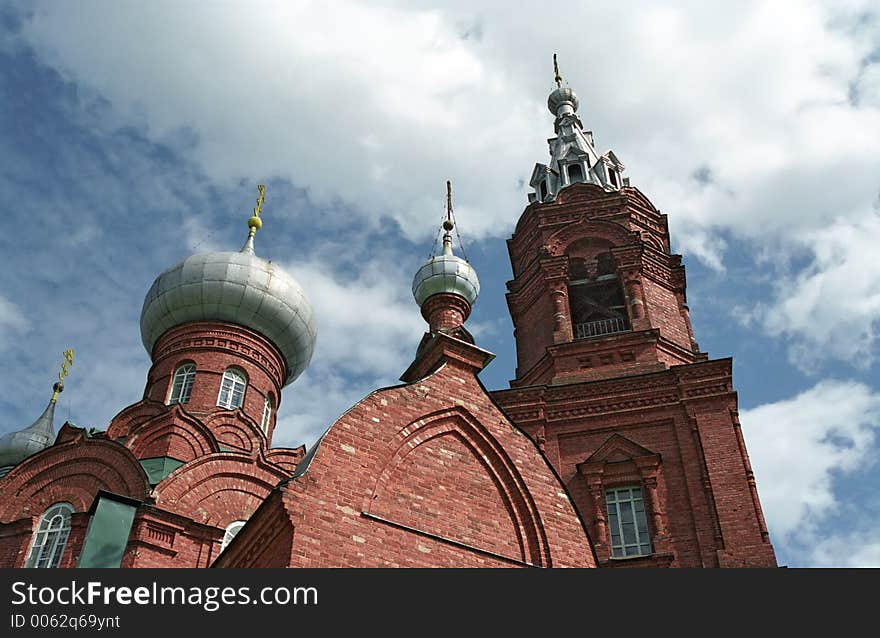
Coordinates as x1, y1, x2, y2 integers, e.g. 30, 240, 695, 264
492, 59, 777, 567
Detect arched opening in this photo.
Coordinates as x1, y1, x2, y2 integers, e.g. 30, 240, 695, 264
25, 502, 74, 568
261, 395, 274, 435
167, 363, 196, 405
217, 368, 247, 410
567, 163, 583, 183
221, 520, 246, 551
567, 250, 630, 339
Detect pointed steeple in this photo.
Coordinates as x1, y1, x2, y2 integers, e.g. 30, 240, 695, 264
0, 350, 74, 473
529, 55, 628, 203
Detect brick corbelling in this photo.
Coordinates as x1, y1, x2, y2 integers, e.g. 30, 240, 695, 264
496, 358, 733, 413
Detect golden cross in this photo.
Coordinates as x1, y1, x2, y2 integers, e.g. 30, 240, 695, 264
58, 348, 74, 383
254, 184, 266, 219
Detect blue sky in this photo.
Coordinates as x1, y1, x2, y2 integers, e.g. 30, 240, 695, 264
1, 1, 878, 567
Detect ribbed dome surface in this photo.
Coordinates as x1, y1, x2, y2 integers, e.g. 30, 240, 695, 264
548, 86, 579, 114
412, 252, 480, 307
140, 249, 316, 386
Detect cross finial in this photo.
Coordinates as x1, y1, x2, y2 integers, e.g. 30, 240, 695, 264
446, 180, 453, 224
248, 184, 266, 238
51, 348, 74, 403
553, 53, 563, 88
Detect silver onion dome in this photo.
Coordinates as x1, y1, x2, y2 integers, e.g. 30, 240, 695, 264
412, 226, 480, 308
0, 396, 57, 470
548, 86, 579, 115
140, 237, 316, 386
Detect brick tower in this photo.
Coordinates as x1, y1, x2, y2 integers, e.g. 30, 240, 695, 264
491, 59, 777, 567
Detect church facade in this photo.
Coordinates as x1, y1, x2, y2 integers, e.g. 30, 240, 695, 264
0, 67, 776, 569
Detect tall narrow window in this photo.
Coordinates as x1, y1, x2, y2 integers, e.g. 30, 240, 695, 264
167, 363, 196, 405
221, 520, 246, 551
25, 503, 74, 568
217, 368, 247, 409
540, 180, 548, 200
608, 167, 620, 188
606, 486, 652, 557
567, 163, 583, 183
261, 395, 274, 434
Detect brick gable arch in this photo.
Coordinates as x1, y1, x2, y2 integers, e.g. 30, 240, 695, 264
126, 405, 220, 461
152, 452, 290, 526
201, 409, 266, 455
545, 218, 640, 258
0, 439, 149, 522
363, 407, 552, 567
106, 398, 168, 440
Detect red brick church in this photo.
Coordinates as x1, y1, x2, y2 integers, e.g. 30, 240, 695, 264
0, 66, 776, 568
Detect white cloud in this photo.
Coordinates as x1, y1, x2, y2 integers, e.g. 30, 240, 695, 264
0, 294, 28, 350
272, 253, 426, 445
806, 530, 880, 567
15, 0, 880, 370
741, 212, 880, 369
741, 379, 880, 563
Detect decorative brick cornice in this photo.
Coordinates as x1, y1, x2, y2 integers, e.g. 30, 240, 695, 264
152, 321, 286, 390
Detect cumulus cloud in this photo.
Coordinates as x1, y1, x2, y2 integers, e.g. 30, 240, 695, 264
741, 379, 880, 564
0, 294, 28, 350
271, 252, 425, 444
746, 212, 880, 369
14, 0, 880, 369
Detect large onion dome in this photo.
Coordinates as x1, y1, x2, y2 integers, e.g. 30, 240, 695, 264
139, 193, 316, 386
412, 220, 479, 308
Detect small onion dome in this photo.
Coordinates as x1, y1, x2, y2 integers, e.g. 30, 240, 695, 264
412, 228, 480, 308
140, 241, 316, 387
0, 385, 61, 470
548, 86, 579, 115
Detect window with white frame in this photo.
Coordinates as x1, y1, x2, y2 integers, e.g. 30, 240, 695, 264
606, 486, 652, 557
221, 520, 246, 551
25, 502, 74, 568
217, 368, 247, 409
167, 363, 196, 404
261, 395, 273, 434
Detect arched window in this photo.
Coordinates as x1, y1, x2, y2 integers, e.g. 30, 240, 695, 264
221, 520, 246, 551
167, 363, 196, 404
217, 368, 247, 409
567, 163, 583, 183
25, 503, 74, 568
261, 395, 274, 434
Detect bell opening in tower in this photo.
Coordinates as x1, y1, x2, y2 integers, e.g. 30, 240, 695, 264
568, 250, 631, 340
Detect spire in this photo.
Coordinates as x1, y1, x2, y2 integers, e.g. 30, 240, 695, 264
241, 183, 265, 254
0, 349, 74, 472
442, 180, 455, 257
528, 55, 628, 203
553, 53, 563, 88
